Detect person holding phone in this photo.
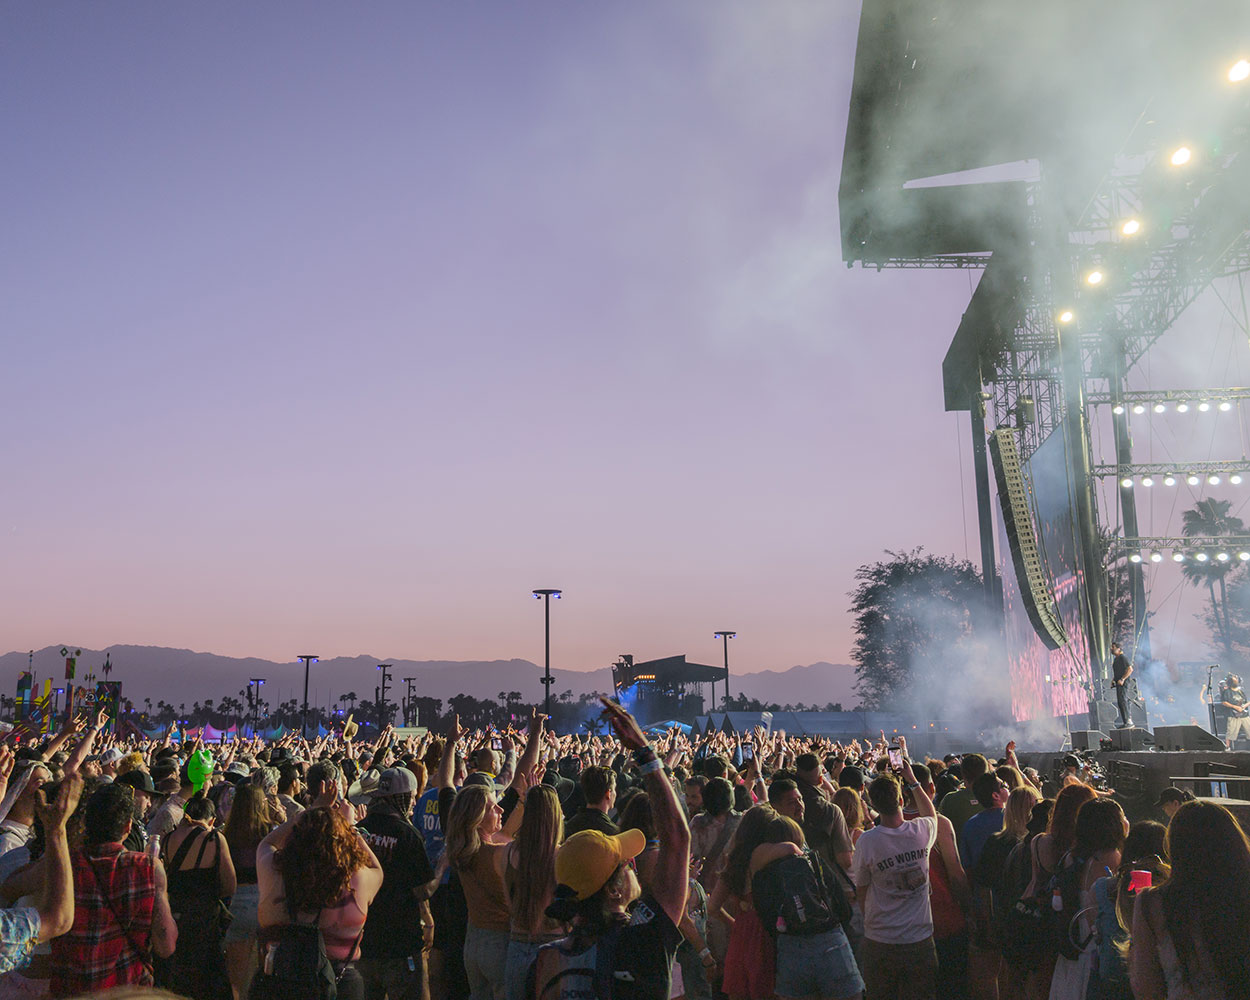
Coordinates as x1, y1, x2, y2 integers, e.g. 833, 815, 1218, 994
850, 737, 939, 1000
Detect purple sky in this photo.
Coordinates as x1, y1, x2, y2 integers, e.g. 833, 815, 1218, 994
2, 4, 989, 680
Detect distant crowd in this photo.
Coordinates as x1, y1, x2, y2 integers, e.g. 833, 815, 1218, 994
0, 700, 1241, 1000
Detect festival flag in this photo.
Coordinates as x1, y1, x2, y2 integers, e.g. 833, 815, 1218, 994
64, 656, 75, 680
95, 682, 122, 732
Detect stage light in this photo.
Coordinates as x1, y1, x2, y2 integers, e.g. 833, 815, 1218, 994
1188, 473, 1201, 486
1133, 403, 1146, 414
1153, 403, 1167, 413
1221, 400, 1233, 411
1171, 146, 1193, 166
1219, 551, 1232, 562
1210, 473, 1223, 485
1120, 476, 1134, 488
1150, 550, 1163, 563
1085, 269, 1105, 286
1176, 402, 1190, 413
1058, 309, 1074, 324
1241, 551, 1250, 561
1230, 59, 1250, 83
1112, 403, 1125, 415
1129, 552, 1143, 563
1197, 551, 1210, 562
1232, 472, 1244, 485
1164, 474, 1177, 486
1120, 218, 1141, 236
1142, 476, 1155, 487
1172, 551, 1186, 562
1199, 401, 1212, 412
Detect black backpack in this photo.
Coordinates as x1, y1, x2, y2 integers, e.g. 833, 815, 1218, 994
751, 849, 850, 936
528, 924, 623, 1000
249, 922, 339, 1000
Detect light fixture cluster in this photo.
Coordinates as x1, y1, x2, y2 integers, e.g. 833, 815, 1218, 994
1056, 59, 1248, 326
1129, 549, 1250, 564
1112, 398, 1235, 415
1120, 471, 1245, 488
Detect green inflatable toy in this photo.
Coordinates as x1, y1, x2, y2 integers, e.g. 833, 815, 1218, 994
187, 749, 215, 793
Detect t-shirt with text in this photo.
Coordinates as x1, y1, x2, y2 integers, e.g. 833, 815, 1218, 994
850, 816, 938, 945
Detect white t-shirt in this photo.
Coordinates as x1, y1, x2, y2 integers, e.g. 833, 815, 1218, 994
850, 815, 938, 945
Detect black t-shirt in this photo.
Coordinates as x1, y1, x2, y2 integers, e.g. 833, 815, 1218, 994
535, 894, 682, 1000
1112, 653, 1131, 684
358, 809, 435, 959
1227, 687, 1248, 713
564, 808, 619, 838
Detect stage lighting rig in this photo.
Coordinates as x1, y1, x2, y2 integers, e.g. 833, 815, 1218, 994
1170, 145, 1193, 166
1120, 218, 1141, 236
1230, 59, 1250, 83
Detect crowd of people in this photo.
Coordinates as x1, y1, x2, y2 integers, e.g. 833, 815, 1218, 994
0, 700, 1245, 1000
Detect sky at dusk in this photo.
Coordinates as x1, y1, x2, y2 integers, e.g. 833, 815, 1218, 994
5, 3, 1030, 681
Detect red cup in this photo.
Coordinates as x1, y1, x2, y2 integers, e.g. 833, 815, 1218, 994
1128, 870, 1152, 893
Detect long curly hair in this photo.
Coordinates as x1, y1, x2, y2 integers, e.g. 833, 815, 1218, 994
275, 807, 372, 915
511, 785, 563, 933
1160, 801, 1250, 998
720, 804, 780, 897
446, 785, 495, 870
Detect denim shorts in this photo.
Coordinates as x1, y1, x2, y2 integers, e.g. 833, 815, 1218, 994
223, 883, 260, 944
774, 926, 864, 1000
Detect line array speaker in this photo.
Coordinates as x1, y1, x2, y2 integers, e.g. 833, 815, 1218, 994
989, 429, 1068, 650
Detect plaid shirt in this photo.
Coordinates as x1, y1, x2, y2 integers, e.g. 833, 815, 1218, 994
50, 843, 156, 997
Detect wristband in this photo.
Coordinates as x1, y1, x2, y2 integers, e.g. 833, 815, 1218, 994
632, 746, 657, 766
638, 758, 664, 776
906, 781, 921, 790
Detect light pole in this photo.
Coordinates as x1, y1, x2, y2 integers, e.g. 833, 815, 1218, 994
376, 664, 392, 730
297, 655, 318, 740
403, 677, 416, 726
714, 631, 736, 709
532, 589, 562, 718
249, 678, 266, 734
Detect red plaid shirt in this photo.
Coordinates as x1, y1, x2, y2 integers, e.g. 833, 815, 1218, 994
50, 842, 156, 997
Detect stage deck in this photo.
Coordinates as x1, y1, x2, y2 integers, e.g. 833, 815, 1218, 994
1018, 750, 1250, 824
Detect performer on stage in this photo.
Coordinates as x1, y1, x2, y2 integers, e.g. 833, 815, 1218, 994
1222, 674, 1249, 749
1110, 642, 1133, 728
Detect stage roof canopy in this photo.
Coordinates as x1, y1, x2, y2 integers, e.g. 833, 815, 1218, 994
840, 0, 1250, 265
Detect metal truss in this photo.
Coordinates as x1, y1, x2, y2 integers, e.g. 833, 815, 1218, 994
1086, 388, 1250, 407
1092, 461, 1249, 478
851, 254, 991, 270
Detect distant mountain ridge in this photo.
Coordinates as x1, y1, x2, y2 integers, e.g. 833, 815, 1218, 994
0, 645, 857, 711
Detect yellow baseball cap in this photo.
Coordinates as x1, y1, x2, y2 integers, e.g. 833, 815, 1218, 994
555, 829, 646, 900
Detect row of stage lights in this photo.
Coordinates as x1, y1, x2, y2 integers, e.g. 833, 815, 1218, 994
1055, 58, 1250, 327
1129, 549, 1250, 564
1112, 400, 1234, 415
1120, 471, 1245, 487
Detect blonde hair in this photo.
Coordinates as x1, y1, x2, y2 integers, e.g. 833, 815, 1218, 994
446, 785, 495, 870
1003, 785, 1042, 839
116, 753, 145, 777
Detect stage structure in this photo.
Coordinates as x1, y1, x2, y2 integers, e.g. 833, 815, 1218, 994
611, 654, 726, 724
841, 0, 1250, 726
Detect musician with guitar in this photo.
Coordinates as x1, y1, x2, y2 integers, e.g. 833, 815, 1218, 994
1221, 674, 1249, 748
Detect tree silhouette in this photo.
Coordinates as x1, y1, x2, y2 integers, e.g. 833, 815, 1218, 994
1182, 498, 1247, 663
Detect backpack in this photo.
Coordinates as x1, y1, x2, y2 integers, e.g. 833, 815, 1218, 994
249, 921, 339, 1000
999, 848, 1091, 967
528, 924, 622, 1000
751, 849, 850, 937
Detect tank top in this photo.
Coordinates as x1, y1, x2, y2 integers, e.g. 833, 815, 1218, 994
929, 846, 966, 939
460, 843, 510, 932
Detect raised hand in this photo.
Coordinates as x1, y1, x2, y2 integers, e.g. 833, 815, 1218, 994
599, 698, 647, 751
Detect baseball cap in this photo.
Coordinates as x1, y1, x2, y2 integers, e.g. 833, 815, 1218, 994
222, 762, 251, 783
100, 748, 126, 765
1155, 787, 1192, 807
554, 829, 646, 901
377, 768, 420, 797
837, 765, 864, 790
463, 772, 496, 790
116, 770, 158, 796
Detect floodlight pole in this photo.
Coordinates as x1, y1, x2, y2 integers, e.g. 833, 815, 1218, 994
249, 678, 266, 734
377, 664, 392, 730
714, 631, 736, 709
403, 677, 418, 726
533, 589, 562, 718
298, 655, 318, 740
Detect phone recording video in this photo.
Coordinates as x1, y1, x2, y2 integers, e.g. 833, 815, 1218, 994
887, 745, 903, 770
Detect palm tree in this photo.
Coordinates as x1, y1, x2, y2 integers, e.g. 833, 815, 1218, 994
1182, 498, 1247, 661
